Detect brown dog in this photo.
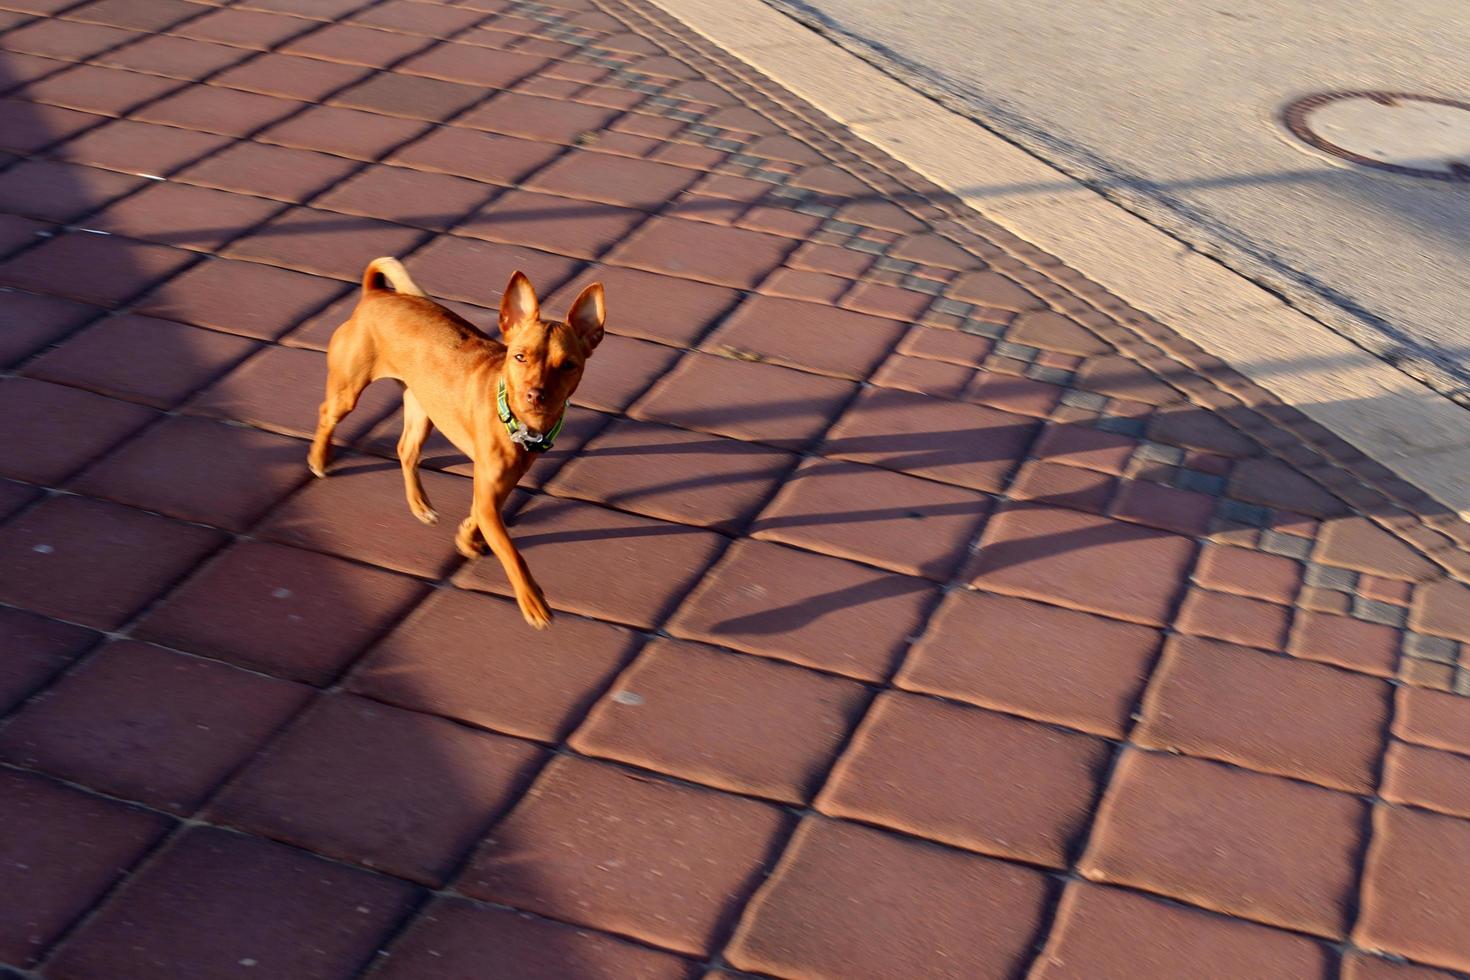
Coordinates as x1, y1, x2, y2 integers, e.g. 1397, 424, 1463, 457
308, 257, 605, 629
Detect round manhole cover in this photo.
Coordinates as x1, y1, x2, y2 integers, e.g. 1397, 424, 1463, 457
1282, 92, 1470, 182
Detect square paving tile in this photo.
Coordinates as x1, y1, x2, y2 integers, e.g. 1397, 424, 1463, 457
1382, 740, 1470, 820
0, 376, 157, 485
348, 587, 642, 742
1134, 635, 1390, 792
568, 333, 682, 414
525, 150, 699, 212
69, 0, 203, 31
0, 229, 199, 307
631, 350, 856, 451
1355, 805, 1470, 974
135, 254, 349, 340
0, 768, 172, 968
1408, 579, 1470, 645
348, 2, 487, 37
1008, 458, 1116, 513
1080, 750, 1367, 938
1287, 609, 1401, 677
314, 163, 497, 232
1032, 881, 1333, 980
896, 589, 1159, 738
136, 540, 429, 685
0, 606, 96, 716
726, 816, 1052, 980
190, 344, 400, 442
1394, 685, 1470, 756
94, 33, 252, 80
871, 351, 974, 399
703, 294, 906, 381
457, 754, 790, 957
1112, 478, 1216, 536
17, 61, 186, 116
546, 416, 795, 533
456, 90, 620, 143
0, 640, 310, 812
821, 386, 1038, 491
386, 126, 563, 185
608, 217, 794, 290
70, 414, 310, 532
0, 290, 101, 368
24, 314, 258, 407
222, 206, 427, 281
172, 140, 361, 204
548, 265, 741, 348
0, 495, 223, 630
1032, 420, 1139, 474
170, 7, 317, 48
1175, 587, 1291, 651
133, 85, 304, 137
49, 826, 418, 980
571, 638, 868, 803
329, 71, 485, 121
898, 325, 994, 368
82, 179, 285, 252
256, 103, 430, 160
50, 117, 232, 176
752, 457, 989, 580
0, 102, 108, 160
278, 22, 432, 67
401, 234, 579, 307
212, 51, 372, 101
397, 42, 548, 88
967, 502, 1197, 627
0, 158, 147, 224
208, 693, 543, 885
1195, 541, 1303, 603
458, 188, 649, 259
817, 691, 1110, 867
667, 538, 935, 682
1, 20, 138, 61
454, 492, 725, 629
257, 455, 472, 579
374, 896, 696, 980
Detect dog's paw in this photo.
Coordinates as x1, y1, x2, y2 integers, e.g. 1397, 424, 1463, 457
519, 593, 553, 630
413, 507, 439, 526
454, 520, 486, 558
307, 458, 327, 478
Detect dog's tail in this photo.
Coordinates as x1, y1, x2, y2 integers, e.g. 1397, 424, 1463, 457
362, 256, 426, 297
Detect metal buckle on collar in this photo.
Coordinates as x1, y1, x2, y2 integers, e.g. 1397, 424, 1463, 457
496, 380, 564, 453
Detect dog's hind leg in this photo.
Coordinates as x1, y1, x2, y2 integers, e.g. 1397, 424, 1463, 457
308, 323, 373, 477
397, 389, 438, 524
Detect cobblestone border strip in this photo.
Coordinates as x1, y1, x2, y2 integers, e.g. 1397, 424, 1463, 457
602, 0, 1470, 588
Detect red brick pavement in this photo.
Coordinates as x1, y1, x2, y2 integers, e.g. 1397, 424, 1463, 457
2, 0, 1470, 977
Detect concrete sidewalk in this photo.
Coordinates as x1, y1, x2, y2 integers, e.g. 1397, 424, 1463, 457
1, 0, 1469, 977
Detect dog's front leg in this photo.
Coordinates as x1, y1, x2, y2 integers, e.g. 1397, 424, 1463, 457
458, 469, 552, 629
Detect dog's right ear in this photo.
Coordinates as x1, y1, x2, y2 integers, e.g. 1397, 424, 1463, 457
499, 271, 540, 337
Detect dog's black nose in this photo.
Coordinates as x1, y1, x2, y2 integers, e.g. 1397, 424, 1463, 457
525, 386, 545, 406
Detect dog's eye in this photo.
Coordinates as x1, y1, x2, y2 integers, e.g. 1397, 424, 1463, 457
513, 352, 526, 363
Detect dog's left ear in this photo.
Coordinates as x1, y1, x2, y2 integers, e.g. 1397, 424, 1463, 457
566, 282, 605, 352
499, 270, 540, 338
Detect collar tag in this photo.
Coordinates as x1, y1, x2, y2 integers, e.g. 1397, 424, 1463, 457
496, 380, 564, 453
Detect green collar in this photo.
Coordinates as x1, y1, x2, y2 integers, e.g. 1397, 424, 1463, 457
496, 380, 565, 453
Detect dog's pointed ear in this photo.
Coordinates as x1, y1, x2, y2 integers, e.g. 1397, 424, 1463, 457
566, 282, 605, 352
499, 271, 540, 336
